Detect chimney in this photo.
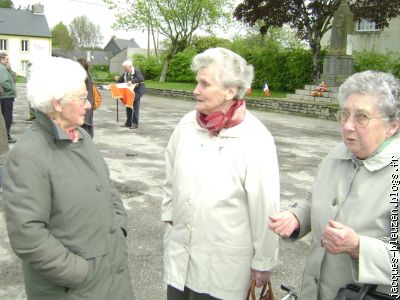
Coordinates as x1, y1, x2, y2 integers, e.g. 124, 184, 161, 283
32, 4, 44, 15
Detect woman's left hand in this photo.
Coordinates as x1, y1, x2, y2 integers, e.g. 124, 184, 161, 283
251, 269, 271, 288
321, 220, 359, 258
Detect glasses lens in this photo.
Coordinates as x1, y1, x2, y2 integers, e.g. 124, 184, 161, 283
337, 110, 349, 124
355, 113, 369, 127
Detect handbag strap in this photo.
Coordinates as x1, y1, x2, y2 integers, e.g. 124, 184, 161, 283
246, 280, 275, 300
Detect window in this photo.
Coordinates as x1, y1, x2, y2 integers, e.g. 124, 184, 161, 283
21, 60, 29, 72
357, 20, 380, 31
21, 40, 29, 52
0, 39, 7, 51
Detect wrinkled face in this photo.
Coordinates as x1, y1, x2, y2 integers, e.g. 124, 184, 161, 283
193, 66, 234, 115
123, 64, 132, 73
0, 55, 9, 65
57, 82, 91, 130
340, 93, 398, 159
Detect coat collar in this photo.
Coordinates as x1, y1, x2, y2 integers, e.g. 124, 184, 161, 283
34, 110, 84, 142
328, 132, 400, 171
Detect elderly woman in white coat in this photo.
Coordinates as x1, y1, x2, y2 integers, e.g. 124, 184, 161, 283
162, 47, 280, 300
269, 70, 400, 299
3, 57, 134, 300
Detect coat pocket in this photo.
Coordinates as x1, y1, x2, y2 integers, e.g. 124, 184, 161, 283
209, 244, 253, 292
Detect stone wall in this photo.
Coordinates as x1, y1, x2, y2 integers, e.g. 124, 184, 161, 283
146, 88, 339, 121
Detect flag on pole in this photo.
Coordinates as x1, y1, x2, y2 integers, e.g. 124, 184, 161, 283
263, 82, 270, 97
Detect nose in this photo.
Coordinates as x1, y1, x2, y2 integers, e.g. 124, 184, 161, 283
193, 84, 200, 95
341, 115, 356, 131
84, 99, 92, 110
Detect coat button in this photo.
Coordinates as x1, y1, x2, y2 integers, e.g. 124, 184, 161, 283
117, 267, 124, 274
332, 198, 338, 206
96, 185, 102, 192
314, 278, 319, 284
110, 227, 116, 234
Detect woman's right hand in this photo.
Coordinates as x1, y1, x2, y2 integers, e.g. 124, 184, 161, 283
268, 211, 300, 238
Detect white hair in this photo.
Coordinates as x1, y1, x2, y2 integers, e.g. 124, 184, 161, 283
27, 57, 87, 113
338, 70, 400, 121
191, 47, 254, 100
122, 60, 132, 67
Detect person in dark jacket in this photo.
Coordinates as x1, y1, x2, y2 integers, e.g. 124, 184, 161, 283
77, 58, 95, 137
3, 57, 134, 300
115, 60, 145, 129
0, 52, 17, 143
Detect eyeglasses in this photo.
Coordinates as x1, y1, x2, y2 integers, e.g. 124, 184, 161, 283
336, 110, 388, 127
62, 92, 88, 105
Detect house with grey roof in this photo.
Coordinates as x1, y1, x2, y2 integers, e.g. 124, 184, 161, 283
104, 36, 140, 56
0, 4, 51, 76
104, 36, 155, 73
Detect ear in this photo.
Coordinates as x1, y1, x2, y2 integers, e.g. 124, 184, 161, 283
386, 120, 399, 138
225, 86, 238, 101
51, 99, 63, 113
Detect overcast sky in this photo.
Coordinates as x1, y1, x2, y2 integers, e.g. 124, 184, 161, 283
12, 0, 150, 48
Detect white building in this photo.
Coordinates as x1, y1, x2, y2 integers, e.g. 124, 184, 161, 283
0, 5, 51, 76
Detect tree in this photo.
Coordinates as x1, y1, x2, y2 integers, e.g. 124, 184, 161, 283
0, 0, 14, 8
234, 0, 400, 83
69, 16, 103, 49
51, 22, 75, 51
104, 0, 233, 82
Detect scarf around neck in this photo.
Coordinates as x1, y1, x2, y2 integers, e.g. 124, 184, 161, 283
196, 99, 246, 136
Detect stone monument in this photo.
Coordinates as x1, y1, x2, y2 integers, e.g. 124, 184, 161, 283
320, 0, 354, 86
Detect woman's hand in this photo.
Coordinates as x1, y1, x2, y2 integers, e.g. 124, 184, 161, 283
251, 269, 270, 288
268, 211, 300, 238
321, 220, 359, 258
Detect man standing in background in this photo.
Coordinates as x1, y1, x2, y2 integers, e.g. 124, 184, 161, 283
115, 60, 145, 129
0, 52, 17, 143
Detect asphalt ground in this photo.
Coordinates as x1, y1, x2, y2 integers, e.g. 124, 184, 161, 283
0, 84, 341, 299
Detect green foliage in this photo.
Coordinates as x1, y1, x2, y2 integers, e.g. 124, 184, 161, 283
166, 48, 196, 82
69, 16, 103, 49
90, 64, 109, 73
0, 0, 13, 8
353, 51, 395, 73
228, 37, 313, 92
51, 22, 74, 51
131, 54, 163, 80
192, 36, 231, 53
105, 0, 233, 81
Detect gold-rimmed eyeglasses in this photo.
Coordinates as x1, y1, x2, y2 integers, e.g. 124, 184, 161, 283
336, 110, 389, 128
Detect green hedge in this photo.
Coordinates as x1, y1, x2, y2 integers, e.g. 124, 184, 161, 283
354, 51, 400, 78
132, 54, 163, 80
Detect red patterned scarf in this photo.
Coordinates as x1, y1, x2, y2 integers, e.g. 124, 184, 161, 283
196, 99, 246, 136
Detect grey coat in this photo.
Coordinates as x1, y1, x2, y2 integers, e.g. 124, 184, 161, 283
3, 111, 134, 300
290, 133, 400, 299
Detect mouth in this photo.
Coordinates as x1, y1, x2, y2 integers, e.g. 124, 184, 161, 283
344, 137, 358, 143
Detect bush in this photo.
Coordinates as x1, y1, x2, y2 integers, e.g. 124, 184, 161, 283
132, 54, 163, 80
353, 51, 393, 73
166, 47, 196, 82
230, 39, 313, 92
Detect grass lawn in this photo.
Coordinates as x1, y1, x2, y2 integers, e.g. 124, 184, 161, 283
145, 80, 287, 99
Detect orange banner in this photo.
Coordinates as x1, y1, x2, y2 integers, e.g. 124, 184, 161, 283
110, 84, 135, 109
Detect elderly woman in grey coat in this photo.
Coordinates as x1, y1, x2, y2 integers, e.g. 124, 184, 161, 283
3, 57, 134, 300
269, 70, 400, 299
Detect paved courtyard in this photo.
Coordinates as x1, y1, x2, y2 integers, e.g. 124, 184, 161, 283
0, 84, 341, 299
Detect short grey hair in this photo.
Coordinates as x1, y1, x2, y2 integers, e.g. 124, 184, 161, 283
338, 70, 400, 121
27, 57, 87, 113
122, 60, 132, 67
191, 47, 254, 100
